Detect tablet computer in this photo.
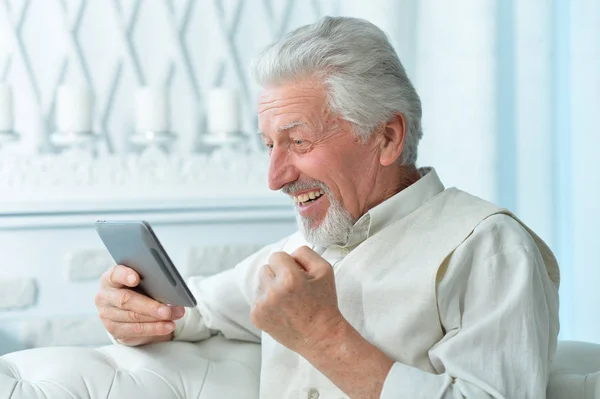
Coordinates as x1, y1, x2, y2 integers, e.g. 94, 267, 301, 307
94, 220, 197, 308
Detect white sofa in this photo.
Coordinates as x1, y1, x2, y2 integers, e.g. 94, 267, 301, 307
0, 337, 599, 398
0, 336, 260, 399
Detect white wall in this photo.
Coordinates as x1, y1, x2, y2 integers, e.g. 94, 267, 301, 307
0, 204, 297, 354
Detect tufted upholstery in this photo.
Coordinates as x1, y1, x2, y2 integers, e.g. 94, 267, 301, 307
0, 335, 260, 399
1, 338, 599, 398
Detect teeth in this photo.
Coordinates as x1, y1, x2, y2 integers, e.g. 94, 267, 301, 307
293, 190, 324, 204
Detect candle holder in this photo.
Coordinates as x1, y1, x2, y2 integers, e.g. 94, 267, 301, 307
0, 129, 19, 145
197, 130, 249, 153
50, 130, 100, 152
0, 130, 20, 156
130, 130, 177, 151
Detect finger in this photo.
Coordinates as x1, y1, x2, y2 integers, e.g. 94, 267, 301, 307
99, 288, 184, 320
261, 263, 276, 279
291, 245, 330, 275
98, 305, 184, 323
101, 265, 140, 289
103, 319, 175, 338
257, 264, 276, 294
268, 251, 302, 276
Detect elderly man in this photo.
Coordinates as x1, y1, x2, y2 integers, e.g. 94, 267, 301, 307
95, 17, 559, 398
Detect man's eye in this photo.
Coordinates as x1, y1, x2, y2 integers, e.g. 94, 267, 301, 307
265, 143, 274, 151
293, 140, 304, 146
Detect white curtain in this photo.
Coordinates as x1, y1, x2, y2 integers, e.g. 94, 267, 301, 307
343, 0, 600, 343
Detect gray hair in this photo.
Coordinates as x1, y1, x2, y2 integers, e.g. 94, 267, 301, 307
251, 16, 423, 165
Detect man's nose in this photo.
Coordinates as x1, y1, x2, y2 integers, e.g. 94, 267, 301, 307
268, 146, 299, 191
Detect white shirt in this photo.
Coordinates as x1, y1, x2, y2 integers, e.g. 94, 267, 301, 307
172, 168, 559, 398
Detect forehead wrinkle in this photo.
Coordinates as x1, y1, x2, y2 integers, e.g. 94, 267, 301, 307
257, 95, 326, 115
258, 120, 306, 138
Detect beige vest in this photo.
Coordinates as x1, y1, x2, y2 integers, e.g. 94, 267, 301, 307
259, 188, 559, 399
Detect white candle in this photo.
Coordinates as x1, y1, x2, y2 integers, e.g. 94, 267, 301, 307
207, 88, 240, 134
135, 87, 168, 132
56, 85, 94, 132
0, 84, 13, 131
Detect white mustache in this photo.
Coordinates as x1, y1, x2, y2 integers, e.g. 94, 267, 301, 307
282, 180, 330, 196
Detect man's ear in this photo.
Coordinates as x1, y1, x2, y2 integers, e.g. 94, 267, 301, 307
379, 113, 407, 166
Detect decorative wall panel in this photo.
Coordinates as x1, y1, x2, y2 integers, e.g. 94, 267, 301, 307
0, 0, 340, 154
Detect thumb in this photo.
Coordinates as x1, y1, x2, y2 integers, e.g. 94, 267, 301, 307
291, 246, 330, 276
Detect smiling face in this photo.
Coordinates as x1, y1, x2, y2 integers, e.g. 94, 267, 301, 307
258, 77, 391, 246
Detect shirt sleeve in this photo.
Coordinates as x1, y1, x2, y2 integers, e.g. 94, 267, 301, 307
380, 214, 560, 398
173, 234, 298, 343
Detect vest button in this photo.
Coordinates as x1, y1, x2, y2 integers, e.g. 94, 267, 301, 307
307, 388, 320, 399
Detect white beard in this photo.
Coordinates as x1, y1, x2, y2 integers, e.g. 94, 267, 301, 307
296, 197, 355, 247
285, 181, 356, 248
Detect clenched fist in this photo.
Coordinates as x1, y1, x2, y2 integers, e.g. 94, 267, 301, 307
95, 265, 186, 346
250, 246, 345, 354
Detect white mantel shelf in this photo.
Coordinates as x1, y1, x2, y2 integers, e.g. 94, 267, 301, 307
0, 149, 296, 228
0, 196, 291, 215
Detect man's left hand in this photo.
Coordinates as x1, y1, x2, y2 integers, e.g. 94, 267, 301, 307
250, 245, 345, 354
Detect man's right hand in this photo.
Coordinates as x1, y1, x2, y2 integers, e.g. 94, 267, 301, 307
95, 265, 186, 346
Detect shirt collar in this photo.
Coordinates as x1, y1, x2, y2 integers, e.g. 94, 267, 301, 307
340, 167, 445, 248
